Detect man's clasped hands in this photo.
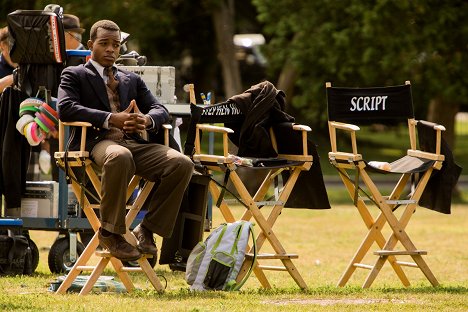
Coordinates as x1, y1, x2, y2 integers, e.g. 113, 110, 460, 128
108, 100, 151, 134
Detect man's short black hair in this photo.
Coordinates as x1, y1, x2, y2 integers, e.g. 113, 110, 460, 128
89, 20, 120, 41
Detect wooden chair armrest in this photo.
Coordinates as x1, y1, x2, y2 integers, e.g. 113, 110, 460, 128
162, 124, 172, 146
329, 121, 360, 132
413, 119, 446, 155
292, 124, 312, 132
407, 149, 445, 161
61, 121, 92, 127
194, 124, 234, 157
412, 119, 446, 132
58, 120, 92, 153
328, 121, 360, 155
290, 123, 312, 156
196, 124, 234, 134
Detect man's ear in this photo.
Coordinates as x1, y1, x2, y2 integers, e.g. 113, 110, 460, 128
87, 40, 93, 50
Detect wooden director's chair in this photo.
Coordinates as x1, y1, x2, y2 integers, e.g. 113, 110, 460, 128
184, 83, 317, 289
326, 81, 448, 288
54, 121, 171, 295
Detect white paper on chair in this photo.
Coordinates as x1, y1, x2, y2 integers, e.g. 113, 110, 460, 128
368, 161, 392, 171
174, 117, 183, 150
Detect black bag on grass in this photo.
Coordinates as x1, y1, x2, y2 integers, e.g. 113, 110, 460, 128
0, 233, 32, 275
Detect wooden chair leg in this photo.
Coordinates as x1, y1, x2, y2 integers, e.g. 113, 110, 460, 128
110, 257, 136, 292
137, 257, 164, 292
79, 257, 111, 295
229, 169, 308, 289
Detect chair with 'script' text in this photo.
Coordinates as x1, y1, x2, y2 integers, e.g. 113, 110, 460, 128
326, 81, 461, 288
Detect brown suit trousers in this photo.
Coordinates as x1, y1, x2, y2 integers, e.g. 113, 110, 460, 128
91, 139, 194, 237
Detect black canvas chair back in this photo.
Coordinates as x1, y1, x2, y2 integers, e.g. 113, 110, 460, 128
7, 10, 66, 65
7, 10, 66, 97
184, 101, 244, 157
327, 82, 438, 175
327, 84, 414, 124
326, 81, 458, 289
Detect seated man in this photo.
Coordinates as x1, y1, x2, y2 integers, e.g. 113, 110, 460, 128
57, 19, 194, 261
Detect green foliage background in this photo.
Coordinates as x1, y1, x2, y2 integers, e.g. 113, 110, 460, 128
254, 0, 467, 128
1, 0, 466, 130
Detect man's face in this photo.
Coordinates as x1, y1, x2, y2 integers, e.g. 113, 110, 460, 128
88, 28, 120, 68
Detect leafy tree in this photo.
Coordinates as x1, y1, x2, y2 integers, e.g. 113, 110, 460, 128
253, 0, 467, 147
1, 0, 258, 101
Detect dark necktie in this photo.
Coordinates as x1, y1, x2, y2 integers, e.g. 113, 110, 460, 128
105, 67, 119, 92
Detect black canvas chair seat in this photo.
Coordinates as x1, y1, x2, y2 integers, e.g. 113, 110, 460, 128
250, 158, 301, 168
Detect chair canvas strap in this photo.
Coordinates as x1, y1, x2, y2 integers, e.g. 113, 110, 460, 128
353, 169, 360, 206
216, 170, 231, 208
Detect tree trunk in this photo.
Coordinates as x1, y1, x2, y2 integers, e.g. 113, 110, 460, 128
211, 0, 242, 98
276, 61, 297, 111
426, 97, 459, 149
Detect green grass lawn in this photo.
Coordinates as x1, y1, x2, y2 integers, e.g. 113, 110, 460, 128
1, 202, 467, 311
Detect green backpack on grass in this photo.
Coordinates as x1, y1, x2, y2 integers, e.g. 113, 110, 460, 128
185, 220, 256, 291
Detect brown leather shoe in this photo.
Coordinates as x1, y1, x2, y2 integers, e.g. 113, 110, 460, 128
132, 224, 157, 256
98, 229, 141, 261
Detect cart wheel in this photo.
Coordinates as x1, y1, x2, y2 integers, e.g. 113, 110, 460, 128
123, 255, 157, 268
79, 231, 94, 247
48, 237, 85, 273
26, 238, 40, 274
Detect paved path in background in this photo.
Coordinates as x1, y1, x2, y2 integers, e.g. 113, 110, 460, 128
323, 175, 468, 189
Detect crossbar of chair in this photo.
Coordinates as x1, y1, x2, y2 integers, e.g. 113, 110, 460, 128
255, 201, 284, 206
374, 250, 427, 256
395, 261, 419, 268
76, 266, 96, 271
257, 265, 288, 271
246, 253, 299, 260
353, 263, 374, 270
385, 199, 417, 205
